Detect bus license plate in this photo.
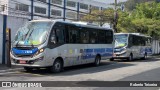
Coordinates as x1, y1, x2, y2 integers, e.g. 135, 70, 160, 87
19, 60, 26, 64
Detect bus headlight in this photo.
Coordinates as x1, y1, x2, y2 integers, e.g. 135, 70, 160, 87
35, 48, 45, 56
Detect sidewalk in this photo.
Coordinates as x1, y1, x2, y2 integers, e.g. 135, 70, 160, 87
0, 64, 23, 73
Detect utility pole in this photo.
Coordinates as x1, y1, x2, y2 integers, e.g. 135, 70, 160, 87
114, 0, 118, 32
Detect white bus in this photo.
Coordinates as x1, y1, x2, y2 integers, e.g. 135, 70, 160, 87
111, 33, 152, 61
11, 20, 114, 73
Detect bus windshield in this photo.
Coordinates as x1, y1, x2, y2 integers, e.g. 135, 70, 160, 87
115, 34, 128, 48
14, 21, 52, 46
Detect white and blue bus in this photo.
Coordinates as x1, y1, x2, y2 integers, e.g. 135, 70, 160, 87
111, 33, 152, 61
11, 20, 114, 73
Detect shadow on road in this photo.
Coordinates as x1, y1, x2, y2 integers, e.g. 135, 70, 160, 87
19, 61, 135, 76
112, 57, 160, 63
133, 57, 160, 62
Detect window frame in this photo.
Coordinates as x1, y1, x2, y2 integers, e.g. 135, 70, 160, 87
15, 3, 29, 12
34, 6, 46, 14
66, 0, 76, 7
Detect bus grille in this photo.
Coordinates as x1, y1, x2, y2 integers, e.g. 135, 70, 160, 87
15, 54, 33, 58
13, 47, 36, 58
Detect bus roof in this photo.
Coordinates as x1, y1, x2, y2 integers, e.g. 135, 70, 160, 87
29, 19, 113, 31
115, 33, 151, 38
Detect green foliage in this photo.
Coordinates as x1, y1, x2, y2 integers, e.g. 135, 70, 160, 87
118, 2, 160, 39
81, 1, 160, 39
81, 8, 114, 26
125, 0, 155, 11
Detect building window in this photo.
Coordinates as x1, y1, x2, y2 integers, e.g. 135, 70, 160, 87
35, 7, 46, 14
1, 4, 7, 11
51, 9, 62, 16
66, 11, 76, 19
15, 4, 29, 12
91, 5, 99, 10
80, 3, 88, 10
79, 13, 85, 19
51, 0, 62, 5
37, 0, 46, 3
67, 0, 76, 7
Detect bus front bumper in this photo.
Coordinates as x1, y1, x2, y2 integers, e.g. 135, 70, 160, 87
10, 53, 50, 67
112, 52, 128, 59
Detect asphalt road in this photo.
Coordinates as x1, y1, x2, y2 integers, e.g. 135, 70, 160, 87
0, 56, 160, 90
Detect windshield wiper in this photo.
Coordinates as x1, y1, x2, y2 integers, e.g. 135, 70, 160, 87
26, 28, 34, 48
16, 40, 20, 47
15, 35, 24, 47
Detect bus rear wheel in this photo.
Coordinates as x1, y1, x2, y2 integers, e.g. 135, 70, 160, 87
50, 59, 63, 73
142, 53, 147, 60
110, 58, 114, 61
127, 54, 133, 61
94, 56, 101, 66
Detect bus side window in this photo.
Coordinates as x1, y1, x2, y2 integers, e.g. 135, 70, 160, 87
105, 30, 113, 44
67, 25, 80, 43
55, 28, 65, 43
128, 35, 133, 47
80, 28, 89, 44
50, 28, 56, 44
50, 22, 65, 44
98, 30, 106, 44
133, 35, 138, 46
89, 29, 98, 43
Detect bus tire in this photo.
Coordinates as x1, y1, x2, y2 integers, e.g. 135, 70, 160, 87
110, 58, 114, 61
142, 53, 147, 60
24, 67, 33, 72
127, 54, 133, 61
94, 56, 101, 66
50, 59, 63, 73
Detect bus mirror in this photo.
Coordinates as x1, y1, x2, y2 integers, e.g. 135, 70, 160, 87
50, 36, 56, 44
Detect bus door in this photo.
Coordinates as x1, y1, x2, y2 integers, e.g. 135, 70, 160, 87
48, 22, 66, 65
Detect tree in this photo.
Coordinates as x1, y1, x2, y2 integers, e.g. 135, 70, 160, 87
125, 0, 155, 11
81, 8, 114, 26
119, 2, 160, 39
81, 1, 160, 39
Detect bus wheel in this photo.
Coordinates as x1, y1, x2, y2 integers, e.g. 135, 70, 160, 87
110, 58, 114, 61
127, 54, 133, 61
142, 53, 147, 60
94, 56, 101, 66
50, 59, 63, 73
24, 67, 33, 72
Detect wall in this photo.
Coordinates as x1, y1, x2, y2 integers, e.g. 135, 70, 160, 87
152, 40, 160, 54
7, 16, 29, 41
0, 14, 29, 64
0, 15, 3, 64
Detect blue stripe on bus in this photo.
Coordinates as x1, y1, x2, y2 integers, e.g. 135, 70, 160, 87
140, 48, 152, 54
82, 48, 113, 59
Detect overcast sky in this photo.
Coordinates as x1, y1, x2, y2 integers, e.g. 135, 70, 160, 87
93, 0, 128, 4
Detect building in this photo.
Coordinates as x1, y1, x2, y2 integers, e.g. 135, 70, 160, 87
0, 0, 113, 64
0, 0, 112, 21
